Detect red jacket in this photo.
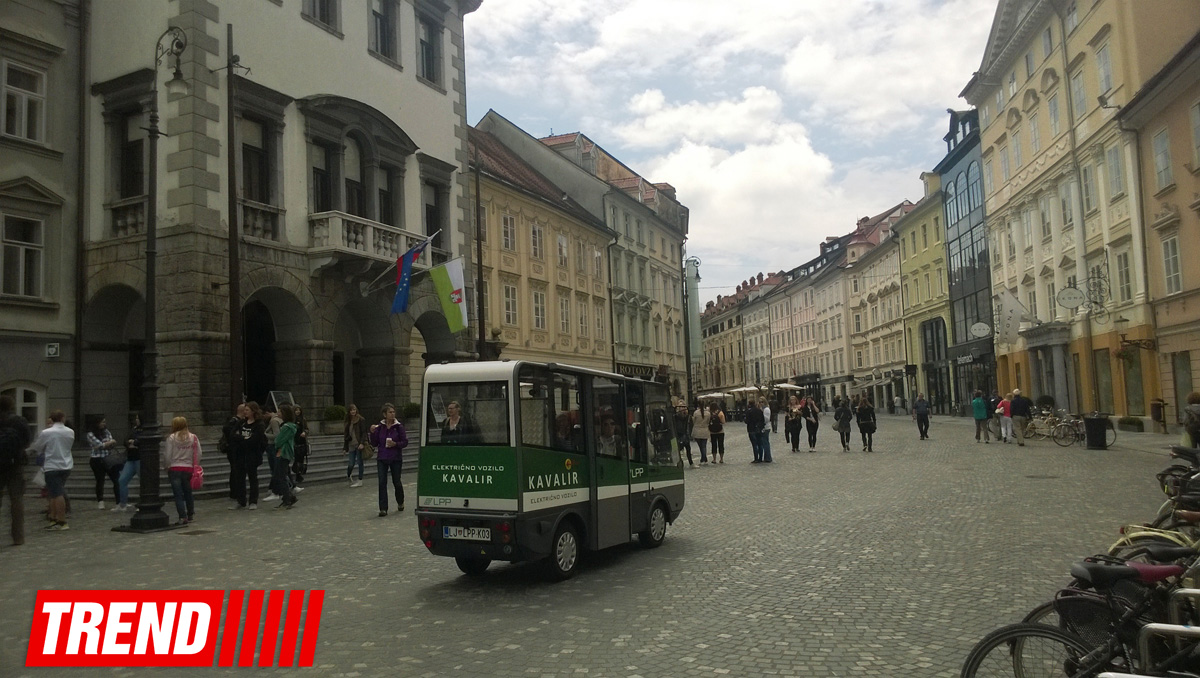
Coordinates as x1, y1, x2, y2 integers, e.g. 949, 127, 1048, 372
997, 400, 1012, 417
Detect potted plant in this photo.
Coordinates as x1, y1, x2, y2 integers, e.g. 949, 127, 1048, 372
323, 405, 346, 435
401, 402, 422, 432
1112, 346, 1139, 364
1116, 415, 1144, 433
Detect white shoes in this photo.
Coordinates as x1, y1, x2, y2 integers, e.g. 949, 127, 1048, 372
293, 486, 304, 493
350, 480, 362, 488
97, 501, 105, 510
263, 493, 279, 502
248, 503, 258, 510
110, 504, 127, 512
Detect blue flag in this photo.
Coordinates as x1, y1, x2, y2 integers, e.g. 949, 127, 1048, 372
390, 236, 433, 314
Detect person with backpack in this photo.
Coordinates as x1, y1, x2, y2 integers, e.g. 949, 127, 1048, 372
912, 393, 931, 441
971, 390, 991, 444
0, 395, 32, 545
271, 405, 299, 509
221, 404, 246, 502
856, 397, 877, 452
689, 404, 710, 464
1183, 392, 1200, 448
708, 406, 726, 464
833, 396, 853, 452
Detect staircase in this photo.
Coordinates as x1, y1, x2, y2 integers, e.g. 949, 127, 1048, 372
25, 435, 420, 501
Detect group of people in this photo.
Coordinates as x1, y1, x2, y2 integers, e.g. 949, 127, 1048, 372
336, 402, 410, 516
969, 389, 1034, 445
220, 401, 313, 511
672, 402, 727, 466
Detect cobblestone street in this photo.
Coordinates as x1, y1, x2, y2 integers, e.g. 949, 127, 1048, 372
0, 414, 1178, 677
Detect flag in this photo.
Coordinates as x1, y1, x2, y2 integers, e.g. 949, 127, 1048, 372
994, 289, 1030, 345
390, 236, 433, 314
430, 257, 468, 333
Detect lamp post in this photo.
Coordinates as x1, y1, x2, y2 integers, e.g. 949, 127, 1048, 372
122, 27, 188, 533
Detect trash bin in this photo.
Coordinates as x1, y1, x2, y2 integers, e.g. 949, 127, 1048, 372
1084, 414, 1110, 450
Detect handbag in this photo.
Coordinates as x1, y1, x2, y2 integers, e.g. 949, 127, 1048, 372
189, 435, 204, 490
31, 467, 45, 489
362, 439, 376, 460
104, 449, 127, 469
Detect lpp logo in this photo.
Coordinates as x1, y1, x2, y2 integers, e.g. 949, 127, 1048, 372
26, 590, 324, 667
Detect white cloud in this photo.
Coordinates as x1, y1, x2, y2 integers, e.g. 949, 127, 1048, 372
613, 87, 796, 148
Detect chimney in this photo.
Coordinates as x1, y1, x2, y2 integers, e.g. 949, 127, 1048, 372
735, 284, 742, 293
715, 295, 722, 304
757, 272, 764, 284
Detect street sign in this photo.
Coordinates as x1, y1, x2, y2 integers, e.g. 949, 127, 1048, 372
1056, 286, 1086, 309
969, 322, 991, 339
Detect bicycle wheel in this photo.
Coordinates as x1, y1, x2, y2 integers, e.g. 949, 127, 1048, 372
961, 622, 1116, 677
1104, 421, 1117, 449
1052, 423, 1076, 447
1021, 600, 1060, 628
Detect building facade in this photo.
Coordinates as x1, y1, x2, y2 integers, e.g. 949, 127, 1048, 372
467, 127, 614, 375
964, 0, 1200, 419
1118, 30, 1200, 426
0, 0, 84, 431
897, 174, 955, 415
847, 208, 910, 413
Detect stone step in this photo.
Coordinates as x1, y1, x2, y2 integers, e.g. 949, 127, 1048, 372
25, 435, 419, 501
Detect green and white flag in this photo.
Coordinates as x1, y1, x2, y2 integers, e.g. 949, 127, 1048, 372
431, 257, 468, 333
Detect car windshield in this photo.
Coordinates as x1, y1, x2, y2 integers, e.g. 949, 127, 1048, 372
424, 381, 510, 446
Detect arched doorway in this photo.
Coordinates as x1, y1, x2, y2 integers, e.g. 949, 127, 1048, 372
406, 309, 457, 405
243, 300, 276, 406
241, 287, 313, 409
81, 284, 144, 430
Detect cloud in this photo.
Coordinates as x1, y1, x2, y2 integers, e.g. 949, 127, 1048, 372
613, 87, 796, 148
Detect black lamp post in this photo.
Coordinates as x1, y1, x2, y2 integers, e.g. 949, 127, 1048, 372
120, 27, 188, 533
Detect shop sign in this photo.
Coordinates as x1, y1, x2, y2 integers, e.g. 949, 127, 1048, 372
615, 362, 655, 379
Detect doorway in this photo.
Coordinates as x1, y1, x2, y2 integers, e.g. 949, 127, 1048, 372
243, 299, 276, 406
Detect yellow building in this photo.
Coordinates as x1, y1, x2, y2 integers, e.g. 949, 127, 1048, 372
467, 128, 614, 374
1118, 31, 1200, 428
897, 174, 955, 414
963, 0, 1200, 419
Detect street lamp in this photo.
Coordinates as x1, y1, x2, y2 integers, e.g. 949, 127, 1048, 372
120, 27, 188, 533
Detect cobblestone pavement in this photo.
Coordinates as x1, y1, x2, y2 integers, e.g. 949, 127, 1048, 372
0, 414, 1180, 677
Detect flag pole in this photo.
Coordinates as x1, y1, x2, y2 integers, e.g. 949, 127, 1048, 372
362, 230, 443, 295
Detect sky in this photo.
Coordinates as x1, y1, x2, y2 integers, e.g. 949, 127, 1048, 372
463, 0, 998, 301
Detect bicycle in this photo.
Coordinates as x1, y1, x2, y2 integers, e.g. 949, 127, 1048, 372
1025, 408, 1063, 441
1053, 412, 1118, 449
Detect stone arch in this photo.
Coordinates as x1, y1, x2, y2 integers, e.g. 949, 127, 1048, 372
80, 283, 146, 437
241, 284, 315, 408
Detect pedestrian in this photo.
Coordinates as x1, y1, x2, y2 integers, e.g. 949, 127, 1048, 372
221, 404, 246, 502
31, 411, 73, 531
997, 392, 1014, 443
912, 393, 931, 440
271, 405, 298, 509
114, 415, 144, 512
263, 407, 283, 503
971, 390, 991, 443
801, 395, 821, 452
292, 404, 309, 486
708, 405, 726, 463
746, 400, 766, 463
0, 395, 31, 545
893, 394, 902, 416
163, 416, 201, 525
1010, 389, 1033, 447
769, 400, 779, 434
441, 400, 481, 444
343, 404, 369, 487
758, 398, 773, 462
369, 403, 408, 516
785, 395, 803, 452
86, 417, 122, 509
690, 404, 710, 464
987, 390, 1003, 441
673, 404, 693, 467
856, 396, 877, 452
833, 396, 853, 452
228, 401, 267, 510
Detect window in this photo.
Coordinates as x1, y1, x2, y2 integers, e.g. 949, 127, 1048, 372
1078, 168, 1103, 219
921, 224, 928, 249
377, 167, 395, 226
1012, 130, 1023, 167
1008, 71, 1017, 98
984, 160, 994, 195
343, 137, 366, 217
518, 366, 582, 453
2, 62, 45, 143
924, 273, 932, 299
369, 0, 397, 59
1164, 236, 1182, 295
531, 224, 544, 259
1106, 145, 1125, 197
240, 118, 270, 204
1025, 52, 1035, 79
480, 280, 488, 326
1153, 129, 1174, 190
1042, 27, 1054, 58
557, 233, 568, 267
1029, 113, 1041, 153
623, 213, 630, 238
853, 314, 861, 333
1021, 209, 1032, 247
1048, 94, 1061, 136
856, 351, 863, 368
503, 284, 518, 325
120, 113, 147, 199
852, 277, 859, 293
1060, 182, 1075, 228
1047, 281, 1057, 319
1, 383, 42, 439
1039, 195, 1052, 239
999, 145, 1010, 181
1096, 44, 1112, 94
1065, 2, 1078, 33
1, 214, 42, 298
981, 104, 991, 128
594, 247, 603, 277
559, 294, 570, 333
1192, 102, 1200, 165
1027, 290, 1037, 319
636, 220, 644, 243
995, 89, 1005, 112
501, 214, 516, 251
1116, 251, 1132, 302
417, 15, 443, 85
1070, 70, 1087, 119
596, 304, 605, 342
576, 240, 585, 272
302, 0, 337, 29
532, 289, 546, 330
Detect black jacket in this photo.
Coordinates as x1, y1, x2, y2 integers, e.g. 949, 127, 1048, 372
744, 407, 766, 433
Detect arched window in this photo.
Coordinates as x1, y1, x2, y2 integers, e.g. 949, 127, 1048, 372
1, 382, 44, 439
967, 161, 982, 211
956, 172, 969, 222
343, 136, 366, 217
944, 180, 958, 224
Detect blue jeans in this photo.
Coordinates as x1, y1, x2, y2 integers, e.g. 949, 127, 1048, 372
117, 460, 141, 505
377, 459, 404, 511
759, 431, 772, 462
749, 432, 763, 461
695, 439, 708, 462
347, 448, 364, 480
167, 470, 194, 521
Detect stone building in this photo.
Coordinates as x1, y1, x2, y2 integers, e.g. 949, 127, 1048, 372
80, 0, 480, 430
0, 0, 84, 432
963, 0, 1200, 419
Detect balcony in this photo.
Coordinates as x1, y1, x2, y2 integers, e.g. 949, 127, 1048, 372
308, 210, 432, 276
109, 196, 146, 237
240, 199, 285, 240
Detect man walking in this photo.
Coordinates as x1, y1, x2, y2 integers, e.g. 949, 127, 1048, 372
30, 410, 74, 531
746, 400, 765, 463
987, 390, 1003, 440
1010, 388, 1034, 447
912, 393, 931, 440
971, 390, 991, 443
0, 395, 31, 545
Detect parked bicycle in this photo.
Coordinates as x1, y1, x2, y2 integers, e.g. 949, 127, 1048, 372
1024, 408, 1064, 441
1053, 412, 1118, 449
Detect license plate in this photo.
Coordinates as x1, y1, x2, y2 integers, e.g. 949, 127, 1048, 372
443, 526, 490, 541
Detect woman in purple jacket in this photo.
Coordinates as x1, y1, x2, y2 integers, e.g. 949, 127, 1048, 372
368, 403, 408, 517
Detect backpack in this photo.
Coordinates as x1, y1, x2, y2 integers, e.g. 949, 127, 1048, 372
1186, 408, 1200, 445
0, 414, 31, 471
707, 413, 723, 433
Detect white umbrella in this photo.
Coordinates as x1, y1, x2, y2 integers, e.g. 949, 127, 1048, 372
730, 386, 760, 393
699, 392, 729, 399
774, 383, 803, 390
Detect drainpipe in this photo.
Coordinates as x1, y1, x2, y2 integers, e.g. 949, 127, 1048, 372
72, 0, 91, 430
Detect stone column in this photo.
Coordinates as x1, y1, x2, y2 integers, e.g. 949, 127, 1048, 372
1051, 343, 1070, 413
1028, 346, 1043, 399
273, 339, 334, 412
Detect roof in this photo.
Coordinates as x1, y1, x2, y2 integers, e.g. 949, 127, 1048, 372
468, 128, 605, 231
